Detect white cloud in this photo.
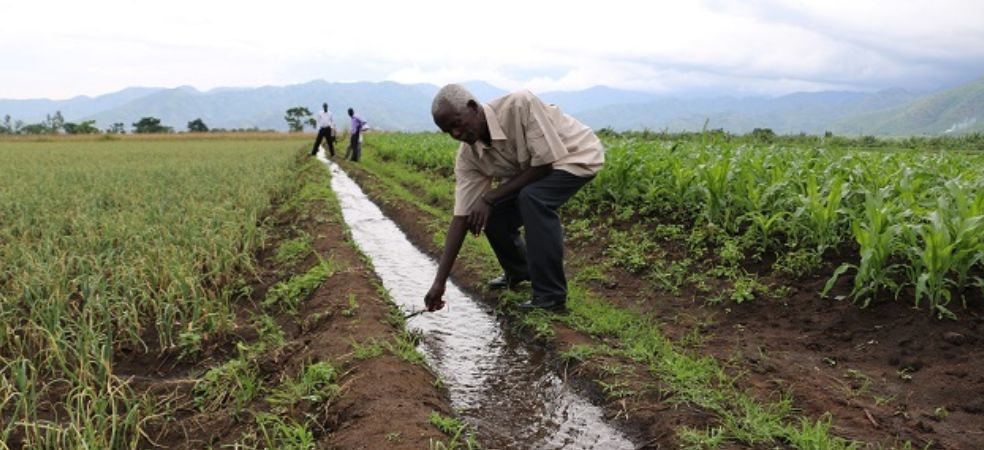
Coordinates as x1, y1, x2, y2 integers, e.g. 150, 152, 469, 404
1, 0, 982, 99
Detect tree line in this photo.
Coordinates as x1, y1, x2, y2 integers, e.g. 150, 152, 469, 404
0, 112, 270, 135
2, 105, 340, 135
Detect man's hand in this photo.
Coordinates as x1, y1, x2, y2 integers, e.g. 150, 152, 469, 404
424, 283, 446, 311
467, 198, 492, 236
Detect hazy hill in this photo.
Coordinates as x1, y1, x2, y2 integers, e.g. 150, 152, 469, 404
830, 76, 984, 136
541, 86, 661, 114
83, 81, 437, 131
0, 87, 165, 123
1, 76, 981, 135
576, 90, 920, 134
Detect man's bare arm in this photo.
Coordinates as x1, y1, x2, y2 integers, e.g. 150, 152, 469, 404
424, 216, 470, 310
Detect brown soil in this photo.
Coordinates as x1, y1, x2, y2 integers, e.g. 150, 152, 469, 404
340, 160, 984, 450
567, 218, 984, 450
115, 159, 452, 449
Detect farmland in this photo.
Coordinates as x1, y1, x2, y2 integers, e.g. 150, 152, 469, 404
1, 131, 982, 449
0, 135, 453, 449
341, 131, 984, 449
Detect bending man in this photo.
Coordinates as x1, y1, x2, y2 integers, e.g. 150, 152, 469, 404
424, 84, 604, 312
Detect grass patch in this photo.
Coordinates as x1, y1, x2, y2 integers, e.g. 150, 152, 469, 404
262, 258, 336, 313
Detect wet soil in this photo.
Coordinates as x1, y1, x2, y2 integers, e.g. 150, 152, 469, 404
340, 159, 984, 450
115, 157, 452, 449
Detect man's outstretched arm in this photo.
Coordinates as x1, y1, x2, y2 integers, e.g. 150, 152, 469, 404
424, 215, 470, 311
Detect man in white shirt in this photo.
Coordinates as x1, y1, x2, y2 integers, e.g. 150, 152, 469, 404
423, 84, 604, 312
310, 103, 335, 157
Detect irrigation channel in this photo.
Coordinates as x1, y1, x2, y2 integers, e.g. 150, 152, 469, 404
322, 157, 635, 449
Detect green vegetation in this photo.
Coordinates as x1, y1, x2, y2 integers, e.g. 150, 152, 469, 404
285, 106, 314, 133
274, 233, 315, 266
368, 131, 984, 318
350, 131, 978, 448
265, 361, 339, 410
262, 259, 337, 313
0, 137, 304, 447
428, 412, 480, 450
132, 116, 174, 133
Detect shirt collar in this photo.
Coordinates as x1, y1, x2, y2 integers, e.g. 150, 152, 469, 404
468, 103, 506, 158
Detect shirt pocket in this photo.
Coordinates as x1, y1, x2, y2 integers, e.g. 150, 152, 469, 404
524, 119, 565, 167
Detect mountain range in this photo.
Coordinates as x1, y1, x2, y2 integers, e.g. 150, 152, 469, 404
2, 77, 983, 136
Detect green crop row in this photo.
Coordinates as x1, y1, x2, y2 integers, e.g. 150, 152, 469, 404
0, 138, 303, 448
367, 132, 984, 318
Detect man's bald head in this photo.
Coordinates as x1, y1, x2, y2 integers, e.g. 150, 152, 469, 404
432, 84, 478, 119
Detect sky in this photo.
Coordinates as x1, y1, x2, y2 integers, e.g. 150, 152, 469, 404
2, 0, 983, 100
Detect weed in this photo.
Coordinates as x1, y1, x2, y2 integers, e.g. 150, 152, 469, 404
266, 361, 339, 409
274, 233, 315, 266
194, 358, 261, 413
387, 332, 426, 365
177, 330, 204, 361
263, 259, 336, 313
352, 338, 384, 360
428, 412, 479, 450
342, 292, 359, 317
254, 412, 315, 450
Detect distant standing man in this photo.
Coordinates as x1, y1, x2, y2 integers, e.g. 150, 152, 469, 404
310, 103, 335, 157
423, 84, 604, 312
347, 108, 367, 162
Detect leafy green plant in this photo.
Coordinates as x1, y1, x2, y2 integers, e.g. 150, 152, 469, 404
254, 412, 316, 450
262, 259, 336, 313
193, 358, 261, 413
352, 338, 385, 360
274, 233, 314, 266
266, 361, 339, 408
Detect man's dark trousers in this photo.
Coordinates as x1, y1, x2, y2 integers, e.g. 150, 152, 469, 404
311, 127, 334, 156
349, 132, 362, 161
484, 170, 592, 303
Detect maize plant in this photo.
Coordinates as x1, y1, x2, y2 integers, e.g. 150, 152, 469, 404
364, 132, 984, 317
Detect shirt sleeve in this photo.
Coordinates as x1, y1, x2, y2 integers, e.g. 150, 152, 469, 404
524, 94, 569, 167
453, 145, 492, 217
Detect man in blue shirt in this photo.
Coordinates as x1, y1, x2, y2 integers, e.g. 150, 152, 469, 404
346, 108, 367, 162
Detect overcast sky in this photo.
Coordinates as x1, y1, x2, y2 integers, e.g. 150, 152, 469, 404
2, 0, 983, 100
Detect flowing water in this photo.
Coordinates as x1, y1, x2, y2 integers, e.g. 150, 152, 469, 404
323, 157, 634, 449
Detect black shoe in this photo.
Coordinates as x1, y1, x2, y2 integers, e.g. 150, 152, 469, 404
487, 274, 529, 290
518, 297, 567, 311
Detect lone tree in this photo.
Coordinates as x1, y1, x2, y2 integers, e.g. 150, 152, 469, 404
284, 107, 312, 132
187, 118, 209, 133
46, 111, 65, 134
1, 115, 13, 134
132, 117, 173, 134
